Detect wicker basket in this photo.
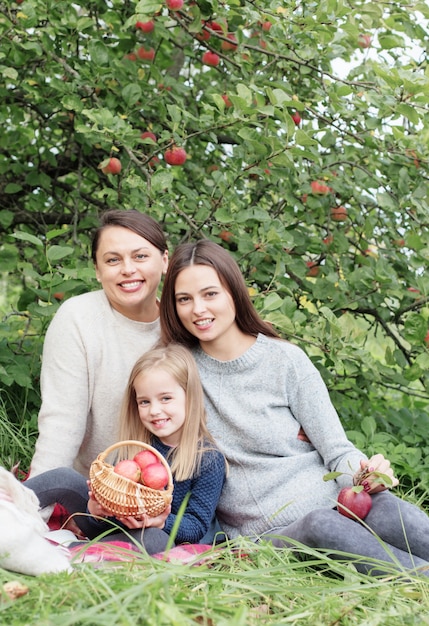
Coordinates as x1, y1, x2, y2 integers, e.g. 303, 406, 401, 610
89, 440, 173, 518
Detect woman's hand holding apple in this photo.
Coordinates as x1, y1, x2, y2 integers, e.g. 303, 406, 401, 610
354, 454, 399, 494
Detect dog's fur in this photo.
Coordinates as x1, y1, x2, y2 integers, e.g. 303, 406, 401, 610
0, 467, 72, 576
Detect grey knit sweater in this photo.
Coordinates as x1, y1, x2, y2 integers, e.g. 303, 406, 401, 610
30, 290, 161, 479
192, 334, 365, 539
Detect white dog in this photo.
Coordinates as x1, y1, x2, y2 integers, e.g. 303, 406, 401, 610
0, 467, 72, 576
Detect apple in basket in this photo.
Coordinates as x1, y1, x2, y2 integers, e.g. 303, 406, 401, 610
141, 463, 169, 490
113, 459, 141, 482
133, 449, 158, 473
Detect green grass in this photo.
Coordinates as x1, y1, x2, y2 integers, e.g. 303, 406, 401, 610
2, 404, 429, 624
1, 541, 429, 625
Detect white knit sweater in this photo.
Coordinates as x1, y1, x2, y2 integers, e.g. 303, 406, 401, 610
192, 334, 365, 539
30, 290, 160, 478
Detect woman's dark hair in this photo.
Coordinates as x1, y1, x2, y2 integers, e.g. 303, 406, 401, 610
160, 239, 279, 347
91, 209, 167, 263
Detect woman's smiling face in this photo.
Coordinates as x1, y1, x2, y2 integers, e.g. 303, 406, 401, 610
174, 264, 238, 347
95, 225, 168, 320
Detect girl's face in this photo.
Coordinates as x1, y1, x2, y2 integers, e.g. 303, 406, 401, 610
174, 264, 238, 349
95, 225, 168, 321
134, 367, 186, 447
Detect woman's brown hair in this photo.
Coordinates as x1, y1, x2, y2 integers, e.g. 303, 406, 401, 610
91, 209, 167, 262
160, 239, 279, 347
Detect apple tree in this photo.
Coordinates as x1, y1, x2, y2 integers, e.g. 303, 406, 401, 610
1, 0, 429, 484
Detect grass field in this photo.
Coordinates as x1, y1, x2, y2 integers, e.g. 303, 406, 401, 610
2, 537, 429, 625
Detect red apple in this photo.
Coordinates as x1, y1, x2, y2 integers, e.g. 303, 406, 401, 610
206, 21, 224, 32
101, 157, 122, 175
113, 459, 141, 482
424, 330, 429, 345
330, 206, 348, 221
221, 33, 238, 51
291, 111, 301, 125
261, 21, 272, 32
137, 46, 155, 61
219, 230, 233, 243
221, 94, 232, 107
337, 486, 372, 520
358, 33, 371, 49
306, 261, 319, 277
164, 146, 187, 165
311, 180, 332, 194
141, 131, 157, 142
136, 20, 155, 33
141, 463, 169, 490
166, 0, 183, 9
133, 449, 159, 473
202, 51, 220, 66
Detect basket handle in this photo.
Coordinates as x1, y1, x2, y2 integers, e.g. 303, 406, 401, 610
96, 440, 173, 491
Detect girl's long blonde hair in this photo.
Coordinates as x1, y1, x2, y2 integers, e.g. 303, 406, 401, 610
118, 344, 219, 481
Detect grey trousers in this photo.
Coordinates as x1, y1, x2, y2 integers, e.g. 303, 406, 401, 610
264, 491, 429, 577
25, 467, 170, 555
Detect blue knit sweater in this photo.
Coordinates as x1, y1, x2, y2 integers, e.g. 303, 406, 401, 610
90, 437, 226, 544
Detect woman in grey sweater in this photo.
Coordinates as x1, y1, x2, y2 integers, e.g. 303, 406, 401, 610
159, 239, 429, 578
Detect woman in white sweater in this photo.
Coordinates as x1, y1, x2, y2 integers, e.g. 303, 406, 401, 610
159, 239, 429, 578
30, 209, 168, 480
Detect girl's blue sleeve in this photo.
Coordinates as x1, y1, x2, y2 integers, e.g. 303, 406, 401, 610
163, 450, 226, 544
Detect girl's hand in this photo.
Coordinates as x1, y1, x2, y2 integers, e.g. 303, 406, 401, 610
87, 488, 112, 518
354, 454, 399, 494
117, 505, 171, 530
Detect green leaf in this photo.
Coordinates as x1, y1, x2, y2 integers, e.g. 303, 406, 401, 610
88, 41, 110, 66
323, 471, 343, 481
12, 232, 44, 246
47, 246, 75, 262
122, 84, 142, 107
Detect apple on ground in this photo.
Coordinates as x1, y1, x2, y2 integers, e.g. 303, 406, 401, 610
164, 146, 187, 166
141, 463, 169, 490
133, 449, 159, 473
337, 486, 372, 520
100, 157, 122, 175
113, 459, 141, 482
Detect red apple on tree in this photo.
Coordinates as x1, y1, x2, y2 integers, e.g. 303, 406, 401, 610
136, 20, 155, 33
202, 51, 220, 66
113, 459, 141, 482
133, 449, 159, 473
166, 0, 183, 9
141, 463, 169, 490
141, 131, 157, 143
330, 206, 348, 221
311, 180, 332, 194
337, 486, 372, 520
358, 33, 371, 49
164, 146, 187, 166
221, 34, 238, 51
137, 46, 155, 61
100, 157, 122, 175
291, 111, 301, 125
